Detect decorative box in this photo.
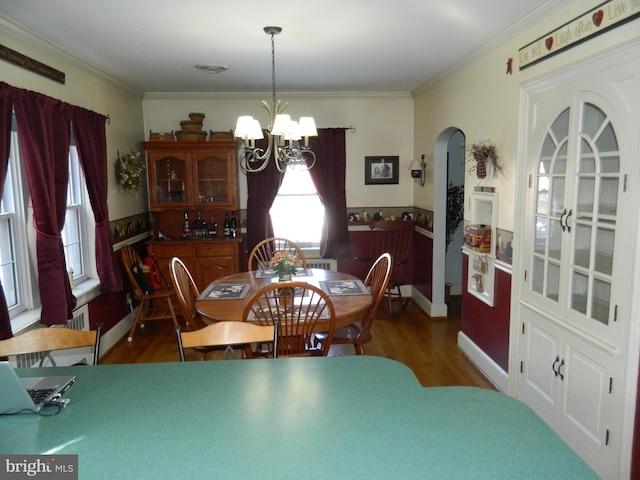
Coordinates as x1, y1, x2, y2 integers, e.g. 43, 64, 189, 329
463, 224, 491, 253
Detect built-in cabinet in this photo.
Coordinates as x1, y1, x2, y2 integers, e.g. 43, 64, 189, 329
142, 141, 242, 286
513, 43, 640, 479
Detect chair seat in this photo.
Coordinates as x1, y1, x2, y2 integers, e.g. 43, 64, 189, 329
315, 322, 366, 343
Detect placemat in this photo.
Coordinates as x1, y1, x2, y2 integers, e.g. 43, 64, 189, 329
319, 279, 369, 296
198, 283, 251, 300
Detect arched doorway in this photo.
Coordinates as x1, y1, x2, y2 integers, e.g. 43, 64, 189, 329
445, 130, 465, 299
432, 127, 465, 313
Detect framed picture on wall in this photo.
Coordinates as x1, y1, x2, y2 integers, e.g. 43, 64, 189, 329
364, 156, 399, 185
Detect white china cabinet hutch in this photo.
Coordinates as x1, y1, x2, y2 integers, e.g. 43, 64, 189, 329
512, 41, 640, 480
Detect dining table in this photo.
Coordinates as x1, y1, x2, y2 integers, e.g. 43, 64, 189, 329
195, 268, 372, 329
0, 356, 599, 479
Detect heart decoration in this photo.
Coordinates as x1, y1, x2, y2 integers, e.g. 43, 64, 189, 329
592, 10, 604, 27
545, 36, 554, 51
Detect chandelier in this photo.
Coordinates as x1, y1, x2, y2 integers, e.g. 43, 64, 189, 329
234, 26, 317, 173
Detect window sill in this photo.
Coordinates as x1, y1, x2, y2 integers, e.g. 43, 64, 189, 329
10, 278, 102, 335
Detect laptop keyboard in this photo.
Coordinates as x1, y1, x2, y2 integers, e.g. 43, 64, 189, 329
28, 388, 54, 404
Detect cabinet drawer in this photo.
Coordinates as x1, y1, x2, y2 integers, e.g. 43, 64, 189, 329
151, 244, 195, 259
195, 243, 236, 257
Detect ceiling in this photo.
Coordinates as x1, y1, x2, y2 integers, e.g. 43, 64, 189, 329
0, 0, 558, 94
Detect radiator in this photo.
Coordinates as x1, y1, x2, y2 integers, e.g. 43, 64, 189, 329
13, 304, 93, 368
307, 258, 338, 271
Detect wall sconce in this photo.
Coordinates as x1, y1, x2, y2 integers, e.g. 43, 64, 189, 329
409, 154, 426, 187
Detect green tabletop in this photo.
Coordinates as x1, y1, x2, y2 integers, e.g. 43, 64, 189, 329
1, 356, 598, 479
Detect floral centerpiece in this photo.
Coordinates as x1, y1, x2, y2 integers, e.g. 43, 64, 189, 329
116, 149, 145, 195
467, 140, 502, 179
271, 250, 302, 281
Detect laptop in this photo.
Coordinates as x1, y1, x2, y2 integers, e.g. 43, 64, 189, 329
0, 361, 75, 414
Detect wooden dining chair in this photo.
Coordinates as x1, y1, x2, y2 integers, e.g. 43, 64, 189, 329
247, 237, 308, 271
243, 282, 335, 357
357, 220, 414, 316
314, 253, 391, 355
120, 245, 179, 342
175, 322, 275, 361
0, 323, 103, 366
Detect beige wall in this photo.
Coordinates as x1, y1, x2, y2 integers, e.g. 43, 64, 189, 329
142, 93, 414, 210
0, 23, 146, 221
412, 0, 639, 231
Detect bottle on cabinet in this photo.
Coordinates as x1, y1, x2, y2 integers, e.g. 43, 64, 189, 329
182, 211, 191, 238
230, 212, 237, 238
208, 215, 218, 237
223, 213, 231, 237
192, 211, 207, 238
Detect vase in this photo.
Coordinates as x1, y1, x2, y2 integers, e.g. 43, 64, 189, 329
475, 158, 487, 179
279, 274, 292, 282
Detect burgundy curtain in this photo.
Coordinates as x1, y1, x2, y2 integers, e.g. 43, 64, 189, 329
13, 89, 76, 325
71, 107, 123, 292
0, 83, 14, 338
308, 128, 351, 258
246, 137, 285, 254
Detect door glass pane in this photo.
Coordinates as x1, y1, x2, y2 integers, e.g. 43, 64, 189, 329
532, 257, 544, 295
535, 177, 549, 214
596, 122, 618, 153
579, 138, 595, 173
552, 143, 567, 174
548, 219, 562, 261
598, 177, 618, 219
546, 262, 560, 302
550, 108, 570, 143
156, 156, 186, 203
550, 177, 565, 216
534, 216, 547, 254
591, 278, 610, 325
573, 225, 591, 269
594, 227, 614, 275
582, 104, 606, 139
600, 154, 619, 173
576, 177, 595, 221
571, 271, 588, 314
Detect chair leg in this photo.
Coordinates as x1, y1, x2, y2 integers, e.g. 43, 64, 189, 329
355, 343, 365, 355
166, 297, 179, 328
127, 300, 148, 342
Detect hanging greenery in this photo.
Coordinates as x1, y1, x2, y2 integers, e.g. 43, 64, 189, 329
116, 149, 144, 195
467, 140, 503, 178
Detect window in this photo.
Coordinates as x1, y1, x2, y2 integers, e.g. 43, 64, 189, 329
0, 122, 91, 321
270, 168, 324, 249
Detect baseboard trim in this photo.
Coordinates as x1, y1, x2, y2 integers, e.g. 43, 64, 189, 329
457, 331, 508, 393
98, 313, 133, 360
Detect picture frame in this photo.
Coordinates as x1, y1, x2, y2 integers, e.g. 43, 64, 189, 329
364, 156, 399, 185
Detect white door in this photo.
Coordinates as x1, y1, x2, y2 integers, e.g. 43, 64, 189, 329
513, 41, 640, 479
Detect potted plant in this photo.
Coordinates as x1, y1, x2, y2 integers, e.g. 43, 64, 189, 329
446, 181, 465, 252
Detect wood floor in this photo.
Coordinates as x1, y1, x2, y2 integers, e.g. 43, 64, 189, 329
100, 296, 496, 390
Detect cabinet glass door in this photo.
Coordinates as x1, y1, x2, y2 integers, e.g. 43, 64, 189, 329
153, 155, 187, 205
530, 101, 620, 330
569, 103, 619, 325
195, 155, 230, 205
531, 108, 569, 302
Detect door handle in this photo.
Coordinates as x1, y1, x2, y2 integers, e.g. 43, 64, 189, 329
558, 358, 565, 381
560, 209, 567, 232
552, 355, 560, 377
565, 209, 572, 233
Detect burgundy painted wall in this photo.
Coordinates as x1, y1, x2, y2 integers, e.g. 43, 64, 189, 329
412, 230, 432, 301
338, 225, 415, 285
461, 255, 511, 372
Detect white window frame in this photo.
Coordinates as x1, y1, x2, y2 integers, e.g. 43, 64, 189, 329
270, 167, 324, 253
0, 120, 95, 330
